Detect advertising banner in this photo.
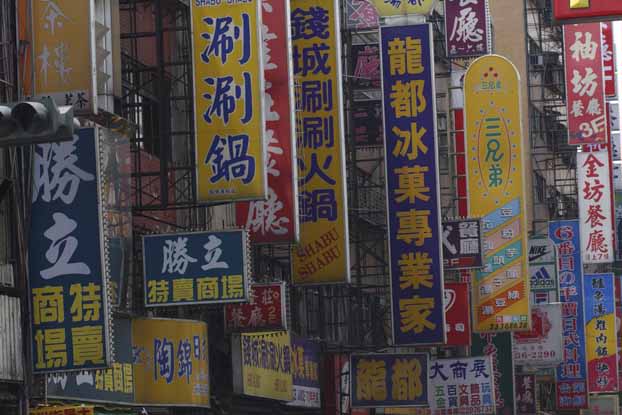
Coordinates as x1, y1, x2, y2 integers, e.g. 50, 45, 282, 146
442, 219, 483, 269
444, 283, 471, 346
31, 406, 94, 415
618, 304, 622, 389
601, 22, 616, 97
353, 101, 384, 146
381, 24, 445, 345
224, 282, 287, 331
236, 0, 298, 243
464, 55, 530, 332
471, 333, 515, 414
142, 230, 249, 306
554, 0, 622, 24
346, 0, 379, 29
528, 236, 558, 304
288, 337, 321, 408
429, 356, 495, 415
291, 0, 350, 284
616, 192, 622, 260
132, 318, 210, 407
371, 0, 436, 17
515, 374, 537, 415
29, 128, 110, 373
351, 45, 381, 90
512, 303, 563, 367
549, 220, 588, 409
32, 0, 96, 113
578, 150, 614, 263
564, 23, 607, 145
581, 395, 620, 415
191, 0, 267, 202
350, 353, 428, 408
585, 273, 618, 393
444, 0, 490, 58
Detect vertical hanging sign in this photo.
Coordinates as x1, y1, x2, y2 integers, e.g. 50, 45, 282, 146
191, 0, 267, 202
380, 24, 445, 345
444, 0, 491, 58
291, 0, 350, 284
564, 23, 607, 145
601, 22, 616, 97
236, 0, 299, 243
464, 55, 530, 332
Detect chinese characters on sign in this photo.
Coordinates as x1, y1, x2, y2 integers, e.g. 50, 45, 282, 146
584, 273, 618, 393
515, 374, 536, 415
288, 337, 321, 408
291, 0, 350, 284
371, 0, 436, 17
444, 0, 490, 58
381, 24, 445, 345
142, 230, 249, 306
470, 333, 514, 414
601, 22, 616, 97
428, 356, 495, 415
31, 406, 94, 415
353, 101, 384, 146
464, 55, 530, 332
350, 353, 428, 408
29, 128, 110, 373
346, 0, 379, 29
442, 219, 483, 269
512, 303, 563, 367
564, 23, 607, 145
191, 0, 267, 202
444, 283, 471, 346
528, 236, 559, 304
351, 45, 381, 90
224, 283, 287, 331
581, 395, 620, 415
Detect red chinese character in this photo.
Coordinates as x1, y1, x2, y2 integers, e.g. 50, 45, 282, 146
587, 230, 608, 253
582, 179, 604, 202
582, 153, 604, 178
585, 204, 606, 227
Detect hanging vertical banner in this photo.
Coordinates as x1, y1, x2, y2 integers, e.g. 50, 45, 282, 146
224, 282, 287, 331
191, 0, 267, 202
464, 55, 530, 332
29, 128, 111, 373
585, 273, 618, 393
601, 22, 616, 97
380, 24, 445, 345
578, 150, 614, 263
236, 0, 298, 242
371, 0, 436, 18
353, 101, 384, 146
291, 0, 350, 284
444, 283, 471, 346
529, 236, 559, 304
512, 303, 564, 367
351, 45, 381, 90
616, 192, 622, 260
288, 337, 321, 408
442, 219, 484, 270
549, 220, 588, 410
564, 23, 607, 145
346, 0, 379, 29
515, 374, 537, 415
32, 0, 97, 113
444, 0, 490, 58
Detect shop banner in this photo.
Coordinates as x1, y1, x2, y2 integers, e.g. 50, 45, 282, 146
601, 22, 616, 97
381, 24, 445, 345
31, 406, 94, 415
29, 128, 110, 373
371, 0, 436, 17
236, 0, 298, 243
346, 0, 379, 29
616, 192, 622, 260
529, 236, 559, 304
585, 273, 618, 393
32, 0, 96, 113
549, 220, 588, 409
464, 55, 530, 332
291, 0, 350, 284
444, 283, 471, 346
581, 395, 620, 415
351, 45, 381, 90
442, 219, 483, 270
471, 333, 515, 414
444, 0, 490, 58
191, 0, 267, 202
132, 318, 210, 407
429, 356, 495, 415
142, 230, 249, 306
323, 354, 371, 415
578, 150, 614, 263
224, 282, 287, 331
618, 304, 622, 389
516, 374, 536, 415
288, 337, 321, 408
564, 23, 607, 145
554, 0, 622, 24
350, 353, 428, 408
512, 303, 563, 367
353, 101, 384, 146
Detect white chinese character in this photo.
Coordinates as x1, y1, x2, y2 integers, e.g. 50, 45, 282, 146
229, 307, 246, 327
53, 42, 72, 84
569, 31, 598, 61
161, 237, 197, 274
458, 0, 478, 5
443, 224, 458, 255
41, 0, 70, 35
248, 306, 266, 327
450, 7, 483, 44
37, 44, 51, 86
506, 248, 518, 258
460, 238, 479, 254
501, 228, 514, 239
201, 235, 229, 271
507, 290, 520, 300
501, 207, 513, 217
506, 270, 518, 279
571, 68, 598, 97
482, 305, 494, 315
261, 24, 277, 71
586, 98, 602, 116
492, 255, 505, 265
571, 100, 584, 117
455, 323, 465, 332
459, 221, 478, 238
41, 212, 91, 279
246, 186, 289, 237
261, 288, 275, 305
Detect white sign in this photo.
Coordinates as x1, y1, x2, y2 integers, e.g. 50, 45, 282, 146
512, 303, 563, 367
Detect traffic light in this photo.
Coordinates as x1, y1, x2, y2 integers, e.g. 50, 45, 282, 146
0, 96, 76, 146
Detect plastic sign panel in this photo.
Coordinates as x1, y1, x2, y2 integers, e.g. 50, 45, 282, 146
191, 0, 267, 202
288, 337, 321, 408
554, 0, 622, 24
564, 23, 607, 145
371, 0, 436, 17
132, 318, 210, 407
224, 282, 287, 331
578, 150, 614, 263
444, 0, 490, 58
601, 23, 616, 97
29, 128, 111, 373
350, 353, 428, 408
381, 24, 445, 345
444, 283, 471, 346
32, 0, 96, 113
346, 0, 379, 29
585, 273, 618, 393
464, 55, 530, 332
471, 333, 514, 414
429, 356, 495, 415
291, 0, 350, 284
549, 220, 588, 410
528, 236, 559, 304
351, 45, 381, 90
442, 219, 483, 269
236, 0, 298, 243
142, 230, 249, 307
515, 374, 536, 415
581, 395, 620, 415
31, 406, 94, 415
512, 303, 563, 367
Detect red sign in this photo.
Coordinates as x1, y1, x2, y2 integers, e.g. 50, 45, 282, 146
601, 22, 616, 97
564, 23, 607, 145
554, 0, 622, 23
224, 283, 286, 331
323, 354, 370, 415
444, 282, 471, 346
236, 0, 298, 243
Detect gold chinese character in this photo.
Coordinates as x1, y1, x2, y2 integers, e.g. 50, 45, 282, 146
400, 296, 436, 333
32, 286, 64, 324
397, 209, 432, 246
34, 328, 67, 369
392, 122, 428, 160
173, 278, 194, 302
405, 37, 423, 74
70, 282, 101, 322
71, 325, 104, 366
223, 274, 244, 298
394, 165, 430, 204
570, 0, 589, 8
388, 37, 406, 75
123, 363, 133, 394
392, 358, 423, 400
104, 367, 114, 391
95, 370, 104, 390
113, 362, 123, 392
197, 277, 219, 300
399, 252, 433, 289
356, 359, 387, 401
147, 279, 169, 303
390, 80, 426, 118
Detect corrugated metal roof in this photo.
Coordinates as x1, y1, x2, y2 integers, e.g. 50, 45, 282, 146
0, 295, 23, 381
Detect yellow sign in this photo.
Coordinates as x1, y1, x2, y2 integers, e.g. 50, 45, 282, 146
31, 406, 94, 415
240, 331, 293, 400
291, 0, 350, 284
371, 0, 436, 17
132, 318, 210, 407
32, 0, 96, 113
464, 55, 530, 332
191, 0, 266, 202
570, 0, 590, 8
